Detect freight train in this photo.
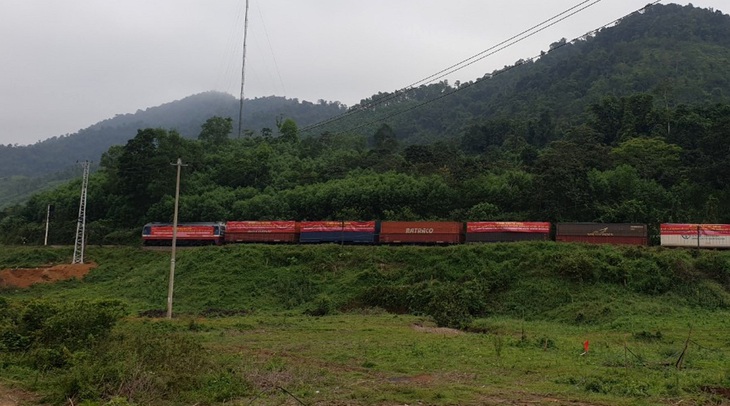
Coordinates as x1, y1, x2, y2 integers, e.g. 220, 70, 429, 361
141, 221, 730, 248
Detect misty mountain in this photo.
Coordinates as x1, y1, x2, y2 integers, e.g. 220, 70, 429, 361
0, 92, 346, 178
1, 3, 729, 209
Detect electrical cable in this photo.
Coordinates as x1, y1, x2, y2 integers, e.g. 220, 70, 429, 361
367, 0, 603, 107
299, 0, 606, 134
257, 5, 288, 97
301, 1, 661, 136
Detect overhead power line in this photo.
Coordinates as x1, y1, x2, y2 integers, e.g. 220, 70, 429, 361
300, 0, 604, 134
257, 5, 287, 97
385, 0, 603, 101
319, 1, 662, 136
300, 0, 660, 136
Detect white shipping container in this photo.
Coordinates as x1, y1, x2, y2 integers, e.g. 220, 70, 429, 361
660, 235, 730, 248
660, 223, 730, 248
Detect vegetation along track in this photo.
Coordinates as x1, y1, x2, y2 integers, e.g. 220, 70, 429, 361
1, 244, 729, 404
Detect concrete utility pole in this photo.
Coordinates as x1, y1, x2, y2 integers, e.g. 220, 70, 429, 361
167, 158, 185, 319
72, 161, 90, 264
237, 0, 250, 138
44, 204, 52, 246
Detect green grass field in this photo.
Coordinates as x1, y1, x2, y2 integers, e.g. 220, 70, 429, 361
1, 243, 729, 405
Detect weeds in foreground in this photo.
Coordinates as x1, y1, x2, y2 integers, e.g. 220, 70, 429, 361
0, 245, 729, 404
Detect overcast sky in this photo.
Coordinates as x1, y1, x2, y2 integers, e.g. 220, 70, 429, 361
1, 0, 726, 146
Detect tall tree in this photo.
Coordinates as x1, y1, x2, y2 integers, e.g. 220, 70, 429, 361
115, 128, 192, 221
198, 116, 233, 146
278, 118, 299, 143
372, 124, 399, 153
611, 137, 682, 184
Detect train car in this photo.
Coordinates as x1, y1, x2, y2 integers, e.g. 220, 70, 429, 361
466, 221, 551, 243
142, 222, 225, 246
299, 221, 377, 244
379, 221, 463, 244
224, 221, 298, 243
555, 223, 648, 246
660, 223, 730, 248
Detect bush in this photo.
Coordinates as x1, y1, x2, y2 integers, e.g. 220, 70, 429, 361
423, 281, 488, 329
305, 294, 335, 316
695, 253, 730, 288
357, 284, 412, 314
44, 300, 127, 351
59, 322, 221, 404
0, 299, 127, 373
625, 258, 671, 294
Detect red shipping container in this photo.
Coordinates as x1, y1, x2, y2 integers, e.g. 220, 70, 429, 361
142, 222, 223, 245
379, 221, 463, 244
466, 222, 551, 233
466, 221, 550, 242
300, 221, 376, 233
224, 221, 298, 243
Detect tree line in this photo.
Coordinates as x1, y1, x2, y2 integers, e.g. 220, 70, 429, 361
1, 93, 728, 245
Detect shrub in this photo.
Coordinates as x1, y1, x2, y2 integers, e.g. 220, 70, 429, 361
562, 251, 606, 282
357, 284, 412, 313
39, 300, 127, 351
305, 294, 335, 316
625, 258, 671, 294
59, 322, 219, 404
423, 281, 488, 329
695, 253, 730, 288
1, 299, 127, 356
633, 330, 663, 341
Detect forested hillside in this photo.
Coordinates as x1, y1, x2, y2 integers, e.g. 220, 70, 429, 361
1, 3, 729, 244
316, 3, 730, 142
0, 92, 345, 178
1, 92, 729, 245
0, 93, 345, 209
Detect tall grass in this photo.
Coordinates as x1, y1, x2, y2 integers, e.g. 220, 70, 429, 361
1, 243, 729, 404
2, 243, 729, 321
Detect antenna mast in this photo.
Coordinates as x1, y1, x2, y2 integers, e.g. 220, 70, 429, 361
237, 0, 251, 138
72, 160, 90, 264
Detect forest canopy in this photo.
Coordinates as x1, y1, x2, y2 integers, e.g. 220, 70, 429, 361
1, 94, 729, 245
1, 4, 730, 245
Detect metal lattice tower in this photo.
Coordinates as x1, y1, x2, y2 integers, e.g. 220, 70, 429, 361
72, 161, 90, 264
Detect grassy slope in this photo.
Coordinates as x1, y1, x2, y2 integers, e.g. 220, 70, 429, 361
1, 243, 729, 405
3, 243, 728, 317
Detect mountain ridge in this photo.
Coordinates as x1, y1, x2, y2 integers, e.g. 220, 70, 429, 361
0, 92, 346, 178
1, 3, 729, 210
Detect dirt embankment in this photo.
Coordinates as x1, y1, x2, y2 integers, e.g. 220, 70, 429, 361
0, 263, 96, 289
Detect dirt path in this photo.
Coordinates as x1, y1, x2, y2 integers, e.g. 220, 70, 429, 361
0, 384, 42, 406
0, 263, 96, 289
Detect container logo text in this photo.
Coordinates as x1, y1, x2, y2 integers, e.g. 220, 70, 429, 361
587, 227, 614, 236
406, 228, 434, 234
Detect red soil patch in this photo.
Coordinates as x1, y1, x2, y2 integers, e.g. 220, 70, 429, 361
0, 263, 96, 289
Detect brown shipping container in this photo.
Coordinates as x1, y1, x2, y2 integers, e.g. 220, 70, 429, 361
555, 223, 648, 245
379, 221, 463, 244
